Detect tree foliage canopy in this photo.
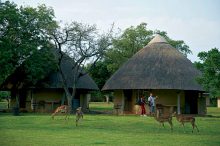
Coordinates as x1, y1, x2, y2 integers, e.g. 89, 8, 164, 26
155, 30, 192, 56
0, 1, 57, 86
196, 48, 220, 97
105, 23, 191, 74
86, 60, 111, 89
105, 23, 153, 73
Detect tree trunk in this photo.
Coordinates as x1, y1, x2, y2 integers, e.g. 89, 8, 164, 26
62, 86, 72, 112
67, 95, 72, 112
57, 46, 80, 113
63, 84, 77, 113
70, 86, 77, 111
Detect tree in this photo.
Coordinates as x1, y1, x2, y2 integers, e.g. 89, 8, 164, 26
0, 1, 57, 86
195, 48, 220, 97
105, 23, 191, 74
86, 60, 112, 102
50, 22, 112, 111
22, 48, 58, 86
1, 48, 57, 89
155, 30, 192, 56
87, 60, 111, 89
105, 23, 153, 74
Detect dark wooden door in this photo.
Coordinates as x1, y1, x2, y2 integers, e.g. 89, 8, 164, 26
123, 90, 132, 112
19, 90, 27, 108
185, 90, 198, 114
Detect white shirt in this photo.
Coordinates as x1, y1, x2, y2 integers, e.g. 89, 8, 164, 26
148, 96, 156, 106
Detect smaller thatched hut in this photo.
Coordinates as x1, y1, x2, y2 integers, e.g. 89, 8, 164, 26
103, 34, 206, 115
1, 49, 98, 113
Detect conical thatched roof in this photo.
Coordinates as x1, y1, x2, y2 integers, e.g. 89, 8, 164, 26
1, 48, 99, 91
36, 49, 99, 90
102, 35, 203, 91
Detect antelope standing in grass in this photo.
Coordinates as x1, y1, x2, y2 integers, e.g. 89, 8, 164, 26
173, 112, 199, 133
154, 109, 173, 131
51, 105, 70, 120
51, 105, 83, 126
75, 107, 83, 126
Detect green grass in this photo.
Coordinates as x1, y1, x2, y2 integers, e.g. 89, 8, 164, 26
89, 102, 114, 111
207, 107, 220, 117
0, 107, 220, 146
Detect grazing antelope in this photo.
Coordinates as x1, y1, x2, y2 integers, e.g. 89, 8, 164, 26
51, 105, 70, 120
75, 107, 83, 126
154, 109, 173, 131
173, 112, 199, 133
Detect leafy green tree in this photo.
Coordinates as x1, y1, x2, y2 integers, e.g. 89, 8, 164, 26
105, 23, 191, 74
105, 23, 153, 73
195, 48, 220, 97
23, 48, 57, 86
87, 60, 111, 89
86, 60, 112, 102
155, 30, 192, 56
0, 1, 57, 86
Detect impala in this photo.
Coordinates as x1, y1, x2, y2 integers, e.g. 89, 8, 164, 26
51, 105, 70, 120
154, 110, 173, 131
173, 112, 199, 133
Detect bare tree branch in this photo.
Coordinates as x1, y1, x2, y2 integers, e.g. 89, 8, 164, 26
50, 21, 113, 111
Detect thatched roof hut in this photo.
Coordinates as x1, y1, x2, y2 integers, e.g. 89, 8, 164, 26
103, 35, 203, 91
1, 48, 98, 112
102, 35, 205, 115
38, 50, 99, 90
1, 48, 98, 90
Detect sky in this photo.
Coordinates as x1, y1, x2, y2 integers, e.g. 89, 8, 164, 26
9, 0, 220, 62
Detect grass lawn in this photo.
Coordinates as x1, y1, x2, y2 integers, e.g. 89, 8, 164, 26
207, 107, 220, 117
0, 105, 220, 146
89, 102, 113, 112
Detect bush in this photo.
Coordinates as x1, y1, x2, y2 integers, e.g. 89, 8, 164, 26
90, 91, 105, 102
90, 91, 113, 102
209, 97, 217, 107
0, 91, 10, 102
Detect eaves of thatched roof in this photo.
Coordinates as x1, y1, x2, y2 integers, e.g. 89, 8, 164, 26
34, 49, 99, 90
1, 48, 99, 91
102, 35, 203, 91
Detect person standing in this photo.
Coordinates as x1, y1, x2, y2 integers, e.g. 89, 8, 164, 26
148, 93, 158, 115
140, 95, 146, 116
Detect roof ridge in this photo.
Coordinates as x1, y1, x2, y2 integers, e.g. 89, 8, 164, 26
148, 34, 168, 45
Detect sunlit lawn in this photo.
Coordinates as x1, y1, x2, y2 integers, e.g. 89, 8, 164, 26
207, 107, 220, 117
0, 103, 220, 146
89, 102, 113, 111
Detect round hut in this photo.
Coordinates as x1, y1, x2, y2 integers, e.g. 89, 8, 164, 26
27, 52, 99, 112
1, 48, 98, 113
102, 34, 205, 115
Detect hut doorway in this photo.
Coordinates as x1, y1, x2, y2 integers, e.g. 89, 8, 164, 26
185, 91, 198, 114
123, 90, 132, 112
19, 90, 27, 108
